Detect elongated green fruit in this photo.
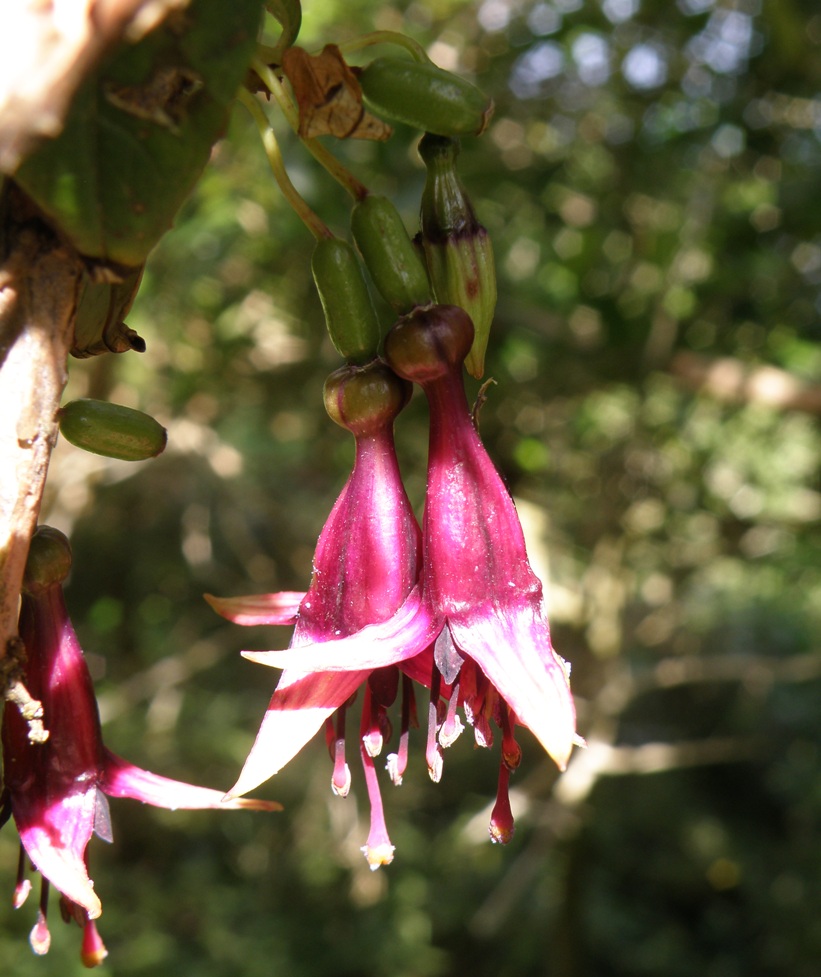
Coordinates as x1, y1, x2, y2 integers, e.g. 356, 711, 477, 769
351, 195, 431, 314
59, 399, 167, 461
358, 57, 493, 137
311, 238, 381, 363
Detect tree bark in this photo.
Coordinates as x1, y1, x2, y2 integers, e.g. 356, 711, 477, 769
0, 184, 83, 738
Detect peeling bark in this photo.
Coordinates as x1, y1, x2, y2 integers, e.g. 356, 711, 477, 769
0, 184, 83, 735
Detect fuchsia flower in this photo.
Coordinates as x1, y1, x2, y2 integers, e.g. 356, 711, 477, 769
207, 361, 434, 867
236, 306, 577, 844
0, 528, 279, 966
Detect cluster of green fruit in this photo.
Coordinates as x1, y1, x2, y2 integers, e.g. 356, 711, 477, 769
59, 8, 496, 464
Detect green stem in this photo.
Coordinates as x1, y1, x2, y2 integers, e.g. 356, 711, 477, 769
337, 30, 431, 64
251, 57, 369, 202
236, 88, 331, 241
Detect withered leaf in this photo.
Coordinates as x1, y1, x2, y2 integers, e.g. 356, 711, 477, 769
281, 44, 392, 141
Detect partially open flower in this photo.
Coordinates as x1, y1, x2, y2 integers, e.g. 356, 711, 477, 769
0, 528, 279, 965
208, 361, 429, 867
245, 306, 578, 842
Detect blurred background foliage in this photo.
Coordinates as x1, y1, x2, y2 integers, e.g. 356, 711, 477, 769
3, 0, 821, 974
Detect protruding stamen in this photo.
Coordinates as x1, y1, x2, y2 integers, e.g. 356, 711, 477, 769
386, 675, 414, 786
60, 893, 86, 926
324, 716, 336, 759
489, 760, 515, 845
331, 707, 351, 797
81, 917, 109, 967
500, 702, 522, 771
362, 688, 384, 758
13, 844, 31, 909
426, 668, 444, 783
29, 880, 51, 956
439, 681, 464, 748
359, 696, 395, 870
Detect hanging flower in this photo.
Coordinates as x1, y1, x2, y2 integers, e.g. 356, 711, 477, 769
244, 306, 578, 842
207, 361, 433, 867
0, 528, 279, 966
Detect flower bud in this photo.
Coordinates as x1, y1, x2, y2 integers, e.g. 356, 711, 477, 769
351, 195, 431, 314
383, 304, 474, 384
311, 238, 381, 363
23, 527, 72, 594
357, 57, 493, 137
59, 399, 167, 461
323, 361, 411, 437
418, 134, 496, 378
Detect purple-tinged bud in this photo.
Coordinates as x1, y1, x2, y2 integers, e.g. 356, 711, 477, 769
418, 134, 496, 378
323, 361, 411, 437
383, 304, 474, 384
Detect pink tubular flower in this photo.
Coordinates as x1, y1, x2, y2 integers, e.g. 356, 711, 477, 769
0, 528, 279, 966
207, 361, 431, 868
244, 306, 578, 841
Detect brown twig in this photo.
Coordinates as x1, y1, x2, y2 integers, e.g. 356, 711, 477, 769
0, 183, 83, 739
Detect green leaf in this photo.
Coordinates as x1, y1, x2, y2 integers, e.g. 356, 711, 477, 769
13, 0, 264, 267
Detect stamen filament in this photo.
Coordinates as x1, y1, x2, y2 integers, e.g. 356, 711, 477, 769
500, 702, 522, 771
386, 674, 413, 786
29, 879, 51, 956
359, 692, 395, 870
13, 844, 31, 908
331, 706, 351, 797
426, 668, 444, 783
439, 680, 464, 748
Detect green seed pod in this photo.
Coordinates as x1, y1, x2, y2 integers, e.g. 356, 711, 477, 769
323, 361, 412, 437
418, 134, 497, 378
357, 57, 493, 138
59, 399, 167, 461
311, 237, 382, 363
23, 526, 73, 594
351, 195, 431, 314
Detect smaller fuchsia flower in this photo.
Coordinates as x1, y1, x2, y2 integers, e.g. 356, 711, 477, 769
247, 306, 578, 842
0, 528, 279, 966
208, 361, 434, 868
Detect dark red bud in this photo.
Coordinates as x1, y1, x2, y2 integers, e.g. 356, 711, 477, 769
383, 304, 474, 384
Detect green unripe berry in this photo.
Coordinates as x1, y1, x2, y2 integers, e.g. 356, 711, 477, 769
59, 399, 167, 461
311, 238, 381, 363
351, 195, 431, 314
323, 361, 412, 437
23, 527, 73, 594
358, 57, 493, 138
